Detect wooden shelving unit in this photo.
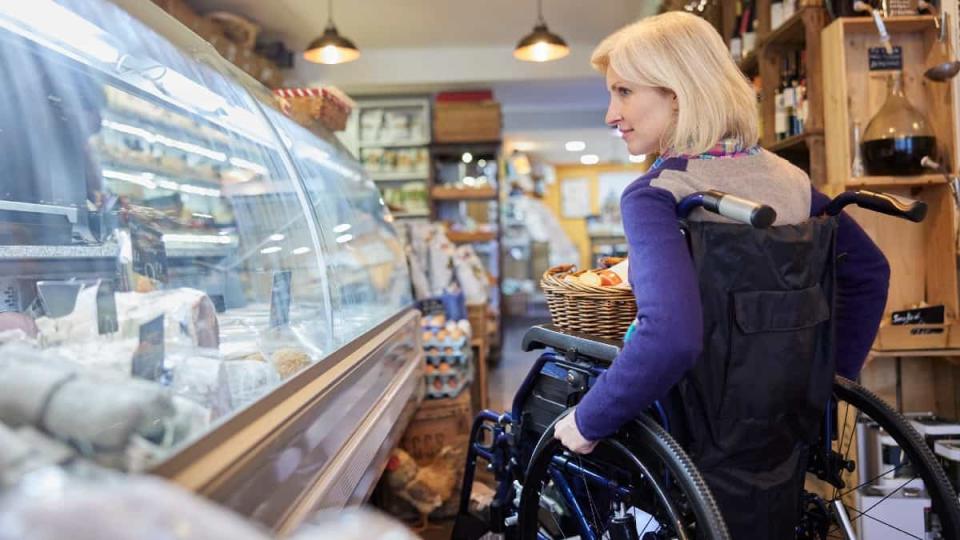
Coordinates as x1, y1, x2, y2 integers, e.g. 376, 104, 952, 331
822, 14, 960, 417
446, 231, 497, 244
430, 186, 498, 201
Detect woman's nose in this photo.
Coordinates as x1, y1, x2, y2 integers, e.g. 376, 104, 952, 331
605, 103, 622, 127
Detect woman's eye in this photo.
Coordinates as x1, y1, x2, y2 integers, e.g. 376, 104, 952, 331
617, 87, 631, 97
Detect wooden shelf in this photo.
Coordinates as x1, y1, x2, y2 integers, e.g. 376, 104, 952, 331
763, 6, 818, 49
833, 15, 938, 35
447, 231, 497, 244
869, 348, 960, 358
845, 174, 948, 189
764, 130, 824, 153
359, 140, 429, 149
431, 186, 498, 201
393, 211, 430, 219
370, 171, 429, 182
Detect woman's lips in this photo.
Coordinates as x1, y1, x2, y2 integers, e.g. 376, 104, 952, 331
620, 128, 634, 139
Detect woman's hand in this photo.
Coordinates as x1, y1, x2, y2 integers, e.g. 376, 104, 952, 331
554, 409, 598, 454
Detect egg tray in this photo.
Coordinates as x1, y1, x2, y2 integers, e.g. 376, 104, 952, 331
423, 334, 468, 350
425, 361, 473, 399
424, 347, 469, 366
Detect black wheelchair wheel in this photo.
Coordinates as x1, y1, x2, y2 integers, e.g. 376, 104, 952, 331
799, 376, 960, 540
518, 412, 730, 540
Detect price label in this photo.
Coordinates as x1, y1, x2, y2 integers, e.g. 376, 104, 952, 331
130, 220, 168, 284
869, 46, 903, 71
269, 270, 292, 328
132, 315, 164, 381
96, 280, 118, 335
892, 305, 945, 325
209, 294, 226, 314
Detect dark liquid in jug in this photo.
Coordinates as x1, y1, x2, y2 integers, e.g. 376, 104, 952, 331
862, 136, 936, 176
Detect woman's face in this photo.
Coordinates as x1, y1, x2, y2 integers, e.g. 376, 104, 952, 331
604, 68, 677, 156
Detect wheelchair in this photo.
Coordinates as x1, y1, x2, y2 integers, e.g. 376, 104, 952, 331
453, 189, 960, 540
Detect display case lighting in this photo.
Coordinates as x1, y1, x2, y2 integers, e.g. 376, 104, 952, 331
102, 169, 156, 190
336, 233, 354, 244
1, 1, 120, 64
162, 234, 234, 245
269, 233, 285, 242
228, 157, 268, 175
333, 223, 352, 233
292, 246, 312, 255
260, 246, 283, 255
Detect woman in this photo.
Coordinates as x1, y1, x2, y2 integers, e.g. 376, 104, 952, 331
552, 11, 890, 538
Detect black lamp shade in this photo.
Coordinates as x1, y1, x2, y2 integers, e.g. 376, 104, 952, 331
304, 25, 360, 64
513, 23, 569, 62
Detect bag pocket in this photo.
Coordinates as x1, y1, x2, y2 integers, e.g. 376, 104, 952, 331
720, 285, 829, 424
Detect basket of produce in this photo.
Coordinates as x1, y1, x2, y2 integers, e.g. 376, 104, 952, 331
540, 257, 635, 341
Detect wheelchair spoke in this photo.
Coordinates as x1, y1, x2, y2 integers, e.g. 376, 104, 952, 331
577, 454, 605, 536
849, 474, 920, 525
843, 503, 922, 539
836, 463, 906, 499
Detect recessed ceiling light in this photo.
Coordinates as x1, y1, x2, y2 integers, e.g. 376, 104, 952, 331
565, 141, 586, 152
629, 154, 647, 163
512, 141, 536, 152
269, 233, 285, 242
580, 154, 600, 165
260, 246, 282, 255
462, 152, 473, 164
292, 246, 311, 255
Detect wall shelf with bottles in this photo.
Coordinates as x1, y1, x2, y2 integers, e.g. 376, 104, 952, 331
823, 14, 958, 361
724, 1, 829, 185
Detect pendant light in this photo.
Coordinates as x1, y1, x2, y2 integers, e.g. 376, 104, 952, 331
514, 0, 569, 62
304, 0, 360, 65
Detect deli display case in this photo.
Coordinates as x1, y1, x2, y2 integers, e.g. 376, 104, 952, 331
0, 0, 421, 533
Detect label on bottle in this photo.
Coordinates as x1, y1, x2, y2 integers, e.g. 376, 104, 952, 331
743, 32, 756, 54
771, 2, 784, 30
869, 46, 903, 71
730, 37, 742, 60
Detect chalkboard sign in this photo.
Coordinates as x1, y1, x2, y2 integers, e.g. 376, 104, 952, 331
132, 315, 164, 381
869, 46, 903, 71
96, 280, 118, 335
891, 305, 945, 325
269, 270, 292, 328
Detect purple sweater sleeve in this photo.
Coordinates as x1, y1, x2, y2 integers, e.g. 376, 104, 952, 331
574, 182, 704, 441
809, 188, 890, 378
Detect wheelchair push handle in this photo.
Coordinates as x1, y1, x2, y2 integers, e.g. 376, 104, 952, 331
823, 190, 927, 223
677, 190, 777, 228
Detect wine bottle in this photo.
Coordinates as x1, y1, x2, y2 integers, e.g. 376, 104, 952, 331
743, 0, 757, 56
730, 0, 743, 60
775, 57, 788, 141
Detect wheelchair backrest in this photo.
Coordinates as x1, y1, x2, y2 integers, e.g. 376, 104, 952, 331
676, 217, 838, 468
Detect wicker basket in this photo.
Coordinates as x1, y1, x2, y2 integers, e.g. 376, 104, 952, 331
273, 88, 354, 132
540, 261, 636, 341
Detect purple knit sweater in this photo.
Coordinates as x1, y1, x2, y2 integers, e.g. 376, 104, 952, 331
574, 151, 890, 441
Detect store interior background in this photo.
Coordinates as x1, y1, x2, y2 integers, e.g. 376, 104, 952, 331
121, 0, 960, 536
182, 0, 661, 408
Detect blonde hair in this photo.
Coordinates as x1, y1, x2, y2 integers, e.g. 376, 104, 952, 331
591, 11, 758, 156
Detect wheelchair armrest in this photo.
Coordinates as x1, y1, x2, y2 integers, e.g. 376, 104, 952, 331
521, 324, 622, 363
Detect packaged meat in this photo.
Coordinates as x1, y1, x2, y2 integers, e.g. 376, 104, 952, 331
36, 284, 220, 349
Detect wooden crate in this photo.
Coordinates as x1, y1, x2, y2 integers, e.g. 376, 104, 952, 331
433, 101, 501, 143
385, 391, 472, 519
822, 16, 960, 352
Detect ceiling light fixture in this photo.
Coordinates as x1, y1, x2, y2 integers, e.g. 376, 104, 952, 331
565, 141, 586, 152
514, 0, 569, 62
580, 154, 600, 165
629, 154, 647, 163
304, 0, 360, 65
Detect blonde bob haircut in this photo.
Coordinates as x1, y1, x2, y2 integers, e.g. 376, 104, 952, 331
591, 11, 758, 156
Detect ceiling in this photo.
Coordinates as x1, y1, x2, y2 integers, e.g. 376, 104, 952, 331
189, 0, 657, 50
186, 0, 662, 165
